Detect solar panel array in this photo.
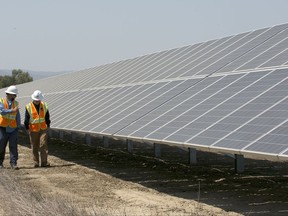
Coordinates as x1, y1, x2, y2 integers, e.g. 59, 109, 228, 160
3, 23, 288, 161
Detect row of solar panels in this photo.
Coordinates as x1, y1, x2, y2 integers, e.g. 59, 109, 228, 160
2, 23, 288, 161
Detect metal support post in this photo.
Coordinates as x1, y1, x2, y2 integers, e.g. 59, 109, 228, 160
188, 148, 197, 164
154, 143, 161, 157
235, 154, 245, 173
103, 136, 109, 147
127, 139, 133, 153
85, 134, 91, 145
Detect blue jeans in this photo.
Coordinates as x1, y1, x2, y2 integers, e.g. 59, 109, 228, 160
0, 127, 18, 165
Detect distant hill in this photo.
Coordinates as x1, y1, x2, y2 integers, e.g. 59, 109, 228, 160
0, 69, 71, 80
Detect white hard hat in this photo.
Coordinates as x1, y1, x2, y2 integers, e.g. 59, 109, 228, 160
31, 90, 44, 101
5, 85, 18, 95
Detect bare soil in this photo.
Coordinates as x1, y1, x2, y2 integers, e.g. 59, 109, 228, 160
0, 130, 287, 216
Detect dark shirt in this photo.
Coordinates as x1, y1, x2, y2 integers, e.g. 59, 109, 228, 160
24, 102, 50, 130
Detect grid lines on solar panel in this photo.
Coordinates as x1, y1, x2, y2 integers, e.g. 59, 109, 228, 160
103, 50, 175, 86
183, 31, 263, 77
236, 33, 288, 71
259, 48, 288, 68
191, 69, 288, 151
195, 24, 288, 76
125, 45, 194, 84
74, 82, 164, 131
115, 76, 223, 138
90, 54, 158, 88
158, 71, 274, 143
85, 80, 194, 133
82, 53, 157, 89
79, 61, 134, 88
52, 88, 118, 127
99, 79, 200, 134
51, 91, 94, 126
59, 84, 147, 130
164, 35, 244, 79
124, 74, 244, 141
180, 28, 269, 77
241, 99, 288, 154
216, 28, 288, 73
151, 40, 218, 81
53, 87, 123, 128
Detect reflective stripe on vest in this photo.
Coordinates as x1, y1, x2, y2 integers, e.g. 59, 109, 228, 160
0, 98, 18, 128
26, 102, 48, 132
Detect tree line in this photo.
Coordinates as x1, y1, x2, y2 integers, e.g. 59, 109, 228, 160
0, 69, 33, 88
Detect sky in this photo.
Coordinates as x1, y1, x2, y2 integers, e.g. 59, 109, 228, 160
1, 0, 288, 72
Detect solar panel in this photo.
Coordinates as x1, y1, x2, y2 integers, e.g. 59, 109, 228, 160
195, 24, 288, 76
217, 28, 288, 73
260, 48, 288, 68
4, 23, 288, 163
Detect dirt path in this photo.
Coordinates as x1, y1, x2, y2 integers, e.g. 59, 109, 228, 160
1, 132, 287, 215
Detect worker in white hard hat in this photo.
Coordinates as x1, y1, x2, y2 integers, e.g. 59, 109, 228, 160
0, 85, 21, 170
24, 90, 51, 168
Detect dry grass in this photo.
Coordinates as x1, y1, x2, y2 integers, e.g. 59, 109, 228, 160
0, 169, 209, 216
0, 170, 92, 216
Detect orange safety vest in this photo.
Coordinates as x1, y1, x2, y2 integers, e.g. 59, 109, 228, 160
0, 98, 18, 128
26, 102, 48, 132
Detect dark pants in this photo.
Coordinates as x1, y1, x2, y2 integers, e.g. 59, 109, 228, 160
0, 127, 18, 165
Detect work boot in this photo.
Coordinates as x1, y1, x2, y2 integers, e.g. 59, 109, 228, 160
10, 164, 19, 170
41, 162, 50, 167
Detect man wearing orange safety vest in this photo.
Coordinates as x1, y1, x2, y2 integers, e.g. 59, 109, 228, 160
24, 90, 51, 168
0, 85, 21, 170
